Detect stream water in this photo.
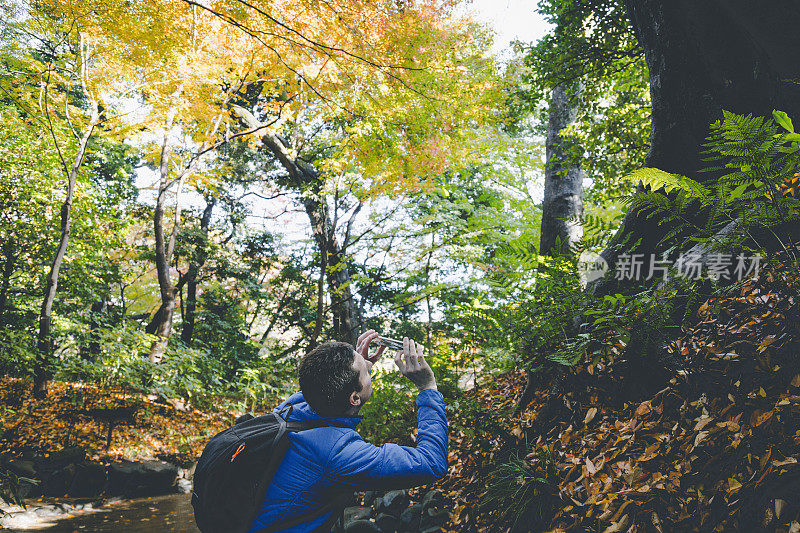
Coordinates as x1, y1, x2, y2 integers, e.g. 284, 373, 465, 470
7, 494, 200, 532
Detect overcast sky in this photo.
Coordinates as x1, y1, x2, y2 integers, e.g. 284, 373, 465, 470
462, 0, 551, 56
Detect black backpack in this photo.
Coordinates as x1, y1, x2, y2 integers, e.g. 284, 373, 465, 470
191, 401, 348, 533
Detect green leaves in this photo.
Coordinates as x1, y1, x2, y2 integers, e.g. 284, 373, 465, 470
623, 168, 711, 200
480, 450, 556, 528
622, 109, 800, 255
773, 110, 794, 133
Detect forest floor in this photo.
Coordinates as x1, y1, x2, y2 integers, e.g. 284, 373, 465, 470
436, 256, 800, 532
0, 378, 240, 465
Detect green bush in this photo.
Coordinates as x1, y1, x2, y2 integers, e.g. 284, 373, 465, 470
358, 368, 417, 446
233, 353, 298, 413
480, 447, 557, 529
55, 325, 224, 406
0, 328, 36, 378
55, 324, 153, 387
152, 343, 224, 406
425, 343, 462, 400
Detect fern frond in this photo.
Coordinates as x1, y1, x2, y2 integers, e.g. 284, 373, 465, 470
623, 168, 711, 201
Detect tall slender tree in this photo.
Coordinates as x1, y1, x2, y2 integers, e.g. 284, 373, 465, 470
540, 84, 584, 257
32, 28, 101, 397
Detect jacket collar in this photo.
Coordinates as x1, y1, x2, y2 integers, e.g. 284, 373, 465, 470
275, 391, 361, 429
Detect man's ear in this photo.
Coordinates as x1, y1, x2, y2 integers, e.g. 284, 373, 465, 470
349, 391, 361, 407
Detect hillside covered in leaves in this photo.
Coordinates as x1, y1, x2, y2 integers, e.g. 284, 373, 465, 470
437, 255, 800, 532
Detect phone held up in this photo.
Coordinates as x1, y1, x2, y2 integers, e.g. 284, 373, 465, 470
376, 336, 404, 351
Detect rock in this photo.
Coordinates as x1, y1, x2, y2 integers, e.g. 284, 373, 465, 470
5, 458, 41, 498
344, 519, 381, 533
54, 502, 76, 513
16, 476, 42, 499
69, 462, 108, 497
0, 510, 39, 529
34, 447, 88, 497
421, 489, 446, 512
420, 507, 450, 529
40, 463, 76, 496
419, 527, 443, 533
184, 461, 197, 480
376, 490, 409, 518
343, 506, 372, 525
374, 512, 401, 533
33, 505, 62, 518
166, 397, 189, 412
106, 460, 179, 497
37, 446, 86, 468
363, 490, 379, 507
400, 503, 422, 531
7, 459, 36, 477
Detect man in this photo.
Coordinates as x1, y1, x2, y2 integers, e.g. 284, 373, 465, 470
247, 330, 448, 533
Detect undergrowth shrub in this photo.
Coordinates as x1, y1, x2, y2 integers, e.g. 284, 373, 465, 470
357, 368, 417, 446
55, 325, 224, 406
0, 329, 36, 377
234, 353, 297, 412
505, 257, 590, 369
480, 446, 557, 529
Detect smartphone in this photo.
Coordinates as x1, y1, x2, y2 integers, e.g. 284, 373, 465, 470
376, 336, 404, 350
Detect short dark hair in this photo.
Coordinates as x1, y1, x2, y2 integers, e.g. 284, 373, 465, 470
299, 341, 361, 417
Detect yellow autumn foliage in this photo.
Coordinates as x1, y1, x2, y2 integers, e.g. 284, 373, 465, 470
37, 0, 503, 193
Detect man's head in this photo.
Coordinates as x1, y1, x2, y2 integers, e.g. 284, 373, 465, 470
299, 341, 374, 417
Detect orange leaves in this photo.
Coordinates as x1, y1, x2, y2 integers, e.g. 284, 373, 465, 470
635, 400, 651, 417
0, 377, 233, 463
430, 254, 800, 532
751, 409, 774, 427
775, 171, 800, 198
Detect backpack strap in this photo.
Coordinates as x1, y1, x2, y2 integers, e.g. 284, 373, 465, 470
286, 419, 350, 431
248, 417, 350, 533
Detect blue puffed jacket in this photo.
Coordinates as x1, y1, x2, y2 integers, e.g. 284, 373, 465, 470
246, 389, 448, 533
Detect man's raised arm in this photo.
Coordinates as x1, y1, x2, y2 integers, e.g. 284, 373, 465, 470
325, 338, 448, 490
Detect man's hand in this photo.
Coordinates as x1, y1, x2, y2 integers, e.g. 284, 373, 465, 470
394, 337, 437, 391
355, 329, 386, 364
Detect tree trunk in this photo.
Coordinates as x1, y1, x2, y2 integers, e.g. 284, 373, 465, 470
301, 195, 358, 346
256, 130, 359, 346
84, 295, 108, 360
516, 86, 585, 416
541, 84, 584, 257
424, 233, 435, 349
34, 101, 100, 398
309, 240, 327, 348
145, 304, 166, 335
147, 82, 237, 359
590, 0, 800, 295
148, 92, 182, 363
181, 196, 215, 344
